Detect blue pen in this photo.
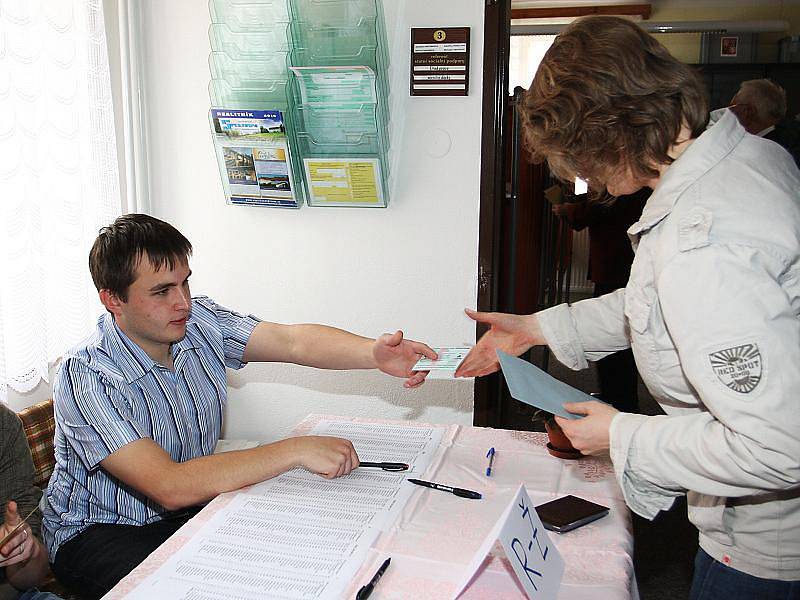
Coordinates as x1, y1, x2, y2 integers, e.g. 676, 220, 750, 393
485, 447, 496, 476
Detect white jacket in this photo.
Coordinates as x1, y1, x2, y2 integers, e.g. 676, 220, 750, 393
537, 110, 800, 580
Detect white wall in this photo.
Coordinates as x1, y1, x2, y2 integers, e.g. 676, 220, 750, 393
138, 0, 485, 441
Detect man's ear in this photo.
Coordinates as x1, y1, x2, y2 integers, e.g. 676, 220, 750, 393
730, 103, 757, 133
99, 289, 124, 316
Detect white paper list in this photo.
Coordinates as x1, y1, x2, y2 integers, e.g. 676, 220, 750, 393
124, 420, 444, 600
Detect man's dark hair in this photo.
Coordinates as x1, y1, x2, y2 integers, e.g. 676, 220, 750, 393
89, 214, 193, 301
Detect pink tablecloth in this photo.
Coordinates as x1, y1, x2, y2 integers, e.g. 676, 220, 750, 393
107, 414, 636, 600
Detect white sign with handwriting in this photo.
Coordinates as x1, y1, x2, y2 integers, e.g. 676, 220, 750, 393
452, 485, 563, 599
498, 486, 564, 599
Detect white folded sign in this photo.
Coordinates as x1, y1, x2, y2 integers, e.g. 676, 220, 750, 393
499, 485, 565, 599
453, 484, 564, 599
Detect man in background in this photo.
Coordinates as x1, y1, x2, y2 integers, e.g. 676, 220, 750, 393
43, 214, 435, 599
728, 78, 800, 166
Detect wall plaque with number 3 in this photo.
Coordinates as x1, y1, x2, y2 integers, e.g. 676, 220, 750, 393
410, 27, 470, 96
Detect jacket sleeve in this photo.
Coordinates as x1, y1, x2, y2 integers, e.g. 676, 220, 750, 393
536, 288, 632, 370
610, 243, 800, 518
0, 410, 43, 541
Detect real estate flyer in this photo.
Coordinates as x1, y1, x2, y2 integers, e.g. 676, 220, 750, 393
210, 109, 299, 208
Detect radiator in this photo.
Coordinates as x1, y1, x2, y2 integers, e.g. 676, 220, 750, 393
570, 229, 593, 294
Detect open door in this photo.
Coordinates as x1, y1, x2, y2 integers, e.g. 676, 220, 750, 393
474, 2, 575, 430
473, 0, 509, 428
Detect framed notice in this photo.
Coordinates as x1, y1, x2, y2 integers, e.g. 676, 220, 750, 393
410, 27, 470, 96
720, 36, 739, 57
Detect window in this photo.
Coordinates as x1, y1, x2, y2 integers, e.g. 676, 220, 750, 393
509, 35, 556, 93
0, 0, 121, 401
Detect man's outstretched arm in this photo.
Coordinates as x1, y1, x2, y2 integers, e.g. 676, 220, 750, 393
243, 321, 437, 387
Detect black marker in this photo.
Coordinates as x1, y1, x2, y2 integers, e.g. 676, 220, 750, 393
358, 461, 409, 472
408, 478, 482, 500
356, 557, 391, 600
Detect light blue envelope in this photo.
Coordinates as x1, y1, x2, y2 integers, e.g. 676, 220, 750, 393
496, 350, 597, 419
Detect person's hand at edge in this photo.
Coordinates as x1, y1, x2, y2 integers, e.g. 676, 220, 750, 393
554, 401, 619, 456
373, 330, 437, 388
455, 309, 544, 378
0, 501, 36, 568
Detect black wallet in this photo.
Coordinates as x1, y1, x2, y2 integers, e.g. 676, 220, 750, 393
535, 495, 609, 533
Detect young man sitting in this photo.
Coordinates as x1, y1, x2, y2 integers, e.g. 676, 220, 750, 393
42, 214, 435, 599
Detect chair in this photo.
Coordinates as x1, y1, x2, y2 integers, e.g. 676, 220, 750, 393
17, 399, 84, 600
17, 399, 57, 489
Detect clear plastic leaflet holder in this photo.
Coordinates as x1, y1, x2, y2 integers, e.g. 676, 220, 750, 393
288, 0, 390, 131
289, 0, 389, 91
209, 0, 291, 28
208, 0, 391, 207
288, 66, 388, 207
208, 0, 307, 204
288, 22, 390, 150
287, 0, 390, 206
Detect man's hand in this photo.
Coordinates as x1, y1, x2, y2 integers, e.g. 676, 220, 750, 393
0, 501, 35, 568
373, 331, 437, 388
555, 401, 619, 456
455, 309, 544, 378
294, 436, 360, 478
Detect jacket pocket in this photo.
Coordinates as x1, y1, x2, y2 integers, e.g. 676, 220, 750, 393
624, 287, 652, 334
688, 491, 734, 546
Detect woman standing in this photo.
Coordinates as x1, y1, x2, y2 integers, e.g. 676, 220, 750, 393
456, 16, 800, 599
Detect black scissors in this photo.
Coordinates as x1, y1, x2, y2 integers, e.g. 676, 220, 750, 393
358, 461, 409, 472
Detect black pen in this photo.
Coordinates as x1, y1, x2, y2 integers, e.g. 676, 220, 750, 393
356, 557, 391, 600
407, 478, 482, 500
358, 461, 409, 471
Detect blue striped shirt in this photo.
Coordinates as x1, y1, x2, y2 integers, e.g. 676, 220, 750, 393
42, 296, 260, 558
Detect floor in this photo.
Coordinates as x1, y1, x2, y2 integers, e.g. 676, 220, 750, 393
544, 357, 698, 600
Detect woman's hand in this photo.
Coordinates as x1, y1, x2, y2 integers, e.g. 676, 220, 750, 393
555, 401, 619, 455
455, 309, 544, 378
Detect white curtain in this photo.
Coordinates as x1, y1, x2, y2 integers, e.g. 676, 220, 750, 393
509, 35, 556, 93
0, 0, 121, 401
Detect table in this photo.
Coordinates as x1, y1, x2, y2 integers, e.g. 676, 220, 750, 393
106, 415, 637, 599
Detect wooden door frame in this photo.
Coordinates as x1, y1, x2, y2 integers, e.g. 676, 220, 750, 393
474, 0, 510, 427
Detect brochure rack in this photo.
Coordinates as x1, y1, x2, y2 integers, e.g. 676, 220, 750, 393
208, 0, 391, 207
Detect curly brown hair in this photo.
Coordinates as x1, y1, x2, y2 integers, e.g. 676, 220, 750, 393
519, 16, 708, 189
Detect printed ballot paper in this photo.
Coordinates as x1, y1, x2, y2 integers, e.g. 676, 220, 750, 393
413, 347, 471, 378
496, 350, 597, 419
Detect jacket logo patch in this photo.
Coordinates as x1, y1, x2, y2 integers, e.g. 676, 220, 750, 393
709, 344, 762, 394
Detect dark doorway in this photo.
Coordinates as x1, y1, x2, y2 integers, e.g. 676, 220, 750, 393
476, 3, 575, 431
